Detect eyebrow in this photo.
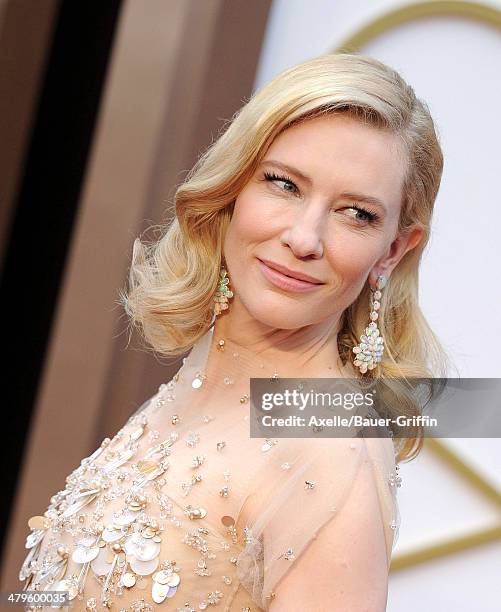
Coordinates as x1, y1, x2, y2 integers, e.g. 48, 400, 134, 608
260, 159, 388, 209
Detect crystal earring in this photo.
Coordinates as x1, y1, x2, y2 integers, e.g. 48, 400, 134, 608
352, 274, 386, 374
213, 266, 234, 316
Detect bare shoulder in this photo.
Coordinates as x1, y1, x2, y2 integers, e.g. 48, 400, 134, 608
268, 442, 390, 612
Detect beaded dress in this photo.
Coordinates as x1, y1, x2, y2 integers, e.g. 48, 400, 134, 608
18, 322, 401, 611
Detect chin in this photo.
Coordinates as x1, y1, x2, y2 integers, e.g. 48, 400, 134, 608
243, 297, 312, 330
255, 315, 305, 330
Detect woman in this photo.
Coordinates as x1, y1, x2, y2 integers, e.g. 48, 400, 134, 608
19, 53, 448, 611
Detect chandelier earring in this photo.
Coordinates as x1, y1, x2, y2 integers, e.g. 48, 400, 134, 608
213, 265, 234, 316
352, 274, 387, 374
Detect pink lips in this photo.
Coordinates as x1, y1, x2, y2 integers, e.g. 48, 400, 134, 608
257, 258, 324, 293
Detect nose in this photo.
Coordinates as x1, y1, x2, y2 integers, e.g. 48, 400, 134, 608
280, 205, 324, 259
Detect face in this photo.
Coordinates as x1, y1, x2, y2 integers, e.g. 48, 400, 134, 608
223, 113, 423, 330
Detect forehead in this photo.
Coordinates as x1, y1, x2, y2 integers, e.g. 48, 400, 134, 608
264, 114, 407, 214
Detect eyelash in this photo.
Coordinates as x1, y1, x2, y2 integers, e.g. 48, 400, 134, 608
262, 171, 380, 224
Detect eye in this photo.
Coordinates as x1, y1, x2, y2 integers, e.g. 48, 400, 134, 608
341, 205, 380, 224
263, 171, 299, 195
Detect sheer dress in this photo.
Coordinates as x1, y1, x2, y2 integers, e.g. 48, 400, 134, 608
18, 323, 401, 611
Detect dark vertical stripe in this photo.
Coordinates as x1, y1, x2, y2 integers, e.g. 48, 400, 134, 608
0, 0, 123, 558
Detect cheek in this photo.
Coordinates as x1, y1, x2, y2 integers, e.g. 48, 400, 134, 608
229, 193, 273, 243
223, 191, 278, 268
323, 233, 383, 283
222, 197, 260, 276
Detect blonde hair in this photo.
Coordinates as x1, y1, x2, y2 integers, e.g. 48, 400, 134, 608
119, 53, 452, 462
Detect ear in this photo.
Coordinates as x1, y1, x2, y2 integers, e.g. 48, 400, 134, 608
372, 226, 424, 283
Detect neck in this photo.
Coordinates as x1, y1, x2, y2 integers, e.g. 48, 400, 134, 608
197, 308, 352, 405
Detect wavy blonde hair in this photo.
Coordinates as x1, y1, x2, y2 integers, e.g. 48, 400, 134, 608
119, 53, 452, 462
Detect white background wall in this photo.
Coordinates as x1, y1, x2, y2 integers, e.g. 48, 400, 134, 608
253, 1, 501, 610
